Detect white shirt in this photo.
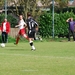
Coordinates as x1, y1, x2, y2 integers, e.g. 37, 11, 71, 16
19, 19, 26, 30
3, 22, 6, 32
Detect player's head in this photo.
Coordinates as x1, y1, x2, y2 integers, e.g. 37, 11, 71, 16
27, 12, 31, 17
4, 18, 7, 22
19, 15, 23, 20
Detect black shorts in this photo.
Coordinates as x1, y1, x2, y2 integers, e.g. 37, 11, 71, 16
28, 30, 35, 38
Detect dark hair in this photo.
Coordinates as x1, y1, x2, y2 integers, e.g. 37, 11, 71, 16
27, 12, 31, 16
69, 19, 71, 21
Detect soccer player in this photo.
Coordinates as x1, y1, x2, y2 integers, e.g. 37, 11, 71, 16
1, 18, 10, 43
26, 12, 38, 50
14, 15, 29, 44
66, 17, 75, 41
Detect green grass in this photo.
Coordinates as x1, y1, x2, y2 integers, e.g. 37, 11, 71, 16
0, 41, 75, 75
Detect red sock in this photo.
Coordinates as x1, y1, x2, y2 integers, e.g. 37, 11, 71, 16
16, 37, 20, 44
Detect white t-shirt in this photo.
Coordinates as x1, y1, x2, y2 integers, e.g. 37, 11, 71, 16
19, 19, 26, 30
3, 22, 6, 32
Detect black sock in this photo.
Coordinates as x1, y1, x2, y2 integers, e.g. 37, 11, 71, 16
30, 42, 33, 46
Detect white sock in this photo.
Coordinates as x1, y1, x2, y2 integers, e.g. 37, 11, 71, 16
32, 45, 35, 50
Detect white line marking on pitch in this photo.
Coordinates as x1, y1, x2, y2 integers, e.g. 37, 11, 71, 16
0, 53, 75, 59
22, 69, 38, 72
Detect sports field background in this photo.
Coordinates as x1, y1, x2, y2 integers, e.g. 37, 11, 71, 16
0, 41, 75, 75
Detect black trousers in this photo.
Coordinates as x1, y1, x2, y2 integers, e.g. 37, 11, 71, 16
2, 32, 8, 43
68, 29, 75, 41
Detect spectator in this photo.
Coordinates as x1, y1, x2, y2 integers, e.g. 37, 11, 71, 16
1, 18, 10, 43
66, 17, 75, 41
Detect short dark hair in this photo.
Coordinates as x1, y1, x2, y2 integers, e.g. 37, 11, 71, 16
27, 12, 31, 16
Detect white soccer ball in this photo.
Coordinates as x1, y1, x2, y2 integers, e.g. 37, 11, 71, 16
0, 43, 5, 47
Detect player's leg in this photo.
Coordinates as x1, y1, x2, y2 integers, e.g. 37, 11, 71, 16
29, 38, 35, 50
23, 34, 29, 40
21, 29, 29, 40
16, 34, 20, 44
28, 31, 36, 50
14, 32, 20, 45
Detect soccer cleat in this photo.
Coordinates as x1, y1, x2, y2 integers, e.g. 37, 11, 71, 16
14, 43, 18, 45
31, 48, 36, 51
31, 46, 36, 50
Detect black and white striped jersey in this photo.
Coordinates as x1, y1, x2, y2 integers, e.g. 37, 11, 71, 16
26, 17, 38, 31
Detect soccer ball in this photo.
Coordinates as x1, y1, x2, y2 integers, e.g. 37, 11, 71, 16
0, 43, 5, 47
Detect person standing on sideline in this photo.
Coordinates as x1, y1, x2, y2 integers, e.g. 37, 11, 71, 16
66, 17, 75, 41
14, 15, 29, 45
1, 18, 10, 43
0, 26, 1, 32
26, 12, 38, 50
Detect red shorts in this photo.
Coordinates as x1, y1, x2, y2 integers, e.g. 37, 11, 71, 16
19, 28, 26, 36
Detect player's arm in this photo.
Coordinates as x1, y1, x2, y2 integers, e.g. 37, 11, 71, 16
24, 22, 27, 28
35, 26, 39, 31
15, 24, 21, 28
32, 19, 38, 31
35, 24, 39, 31
34, 20, 39, 31
66, 18, 70, 22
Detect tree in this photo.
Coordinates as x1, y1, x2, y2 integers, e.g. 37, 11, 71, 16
6, 0, 52, 19
0, 0, 4, 9
7, 0, 38, 19
55, 0, 69, 8
1, 0, 69, 19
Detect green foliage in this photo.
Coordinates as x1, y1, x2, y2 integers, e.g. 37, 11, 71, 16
0, 14, 18, 28
38, 12, 52, 38
7, 36, 15, 43
0, 35, 15, 43
7, 15, 18, 28
38, 11, 75, 38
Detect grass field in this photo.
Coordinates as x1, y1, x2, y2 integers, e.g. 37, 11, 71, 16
0, 41, 75, 75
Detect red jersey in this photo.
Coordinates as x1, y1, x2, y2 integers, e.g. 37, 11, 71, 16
1, 22, 10, 34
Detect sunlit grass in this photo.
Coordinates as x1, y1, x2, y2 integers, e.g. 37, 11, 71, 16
0, 42, 75, 75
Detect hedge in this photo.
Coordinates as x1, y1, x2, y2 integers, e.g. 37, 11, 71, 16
0, 14, 17, 28
38, 11, 75, 38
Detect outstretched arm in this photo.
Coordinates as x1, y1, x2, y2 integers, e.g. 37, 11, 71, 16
66, 18, 70, 22
15, 24, 21, 28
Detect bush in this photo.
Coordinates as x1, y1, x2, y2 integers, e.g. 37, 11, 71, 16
38, 12, 52, 38
0, 14, 18, 28
38, 11, 75, 38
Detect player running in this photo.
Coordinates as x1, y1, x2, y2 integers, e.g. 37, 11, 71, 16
26, 12, 38, 50
14, 15, 29, 44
